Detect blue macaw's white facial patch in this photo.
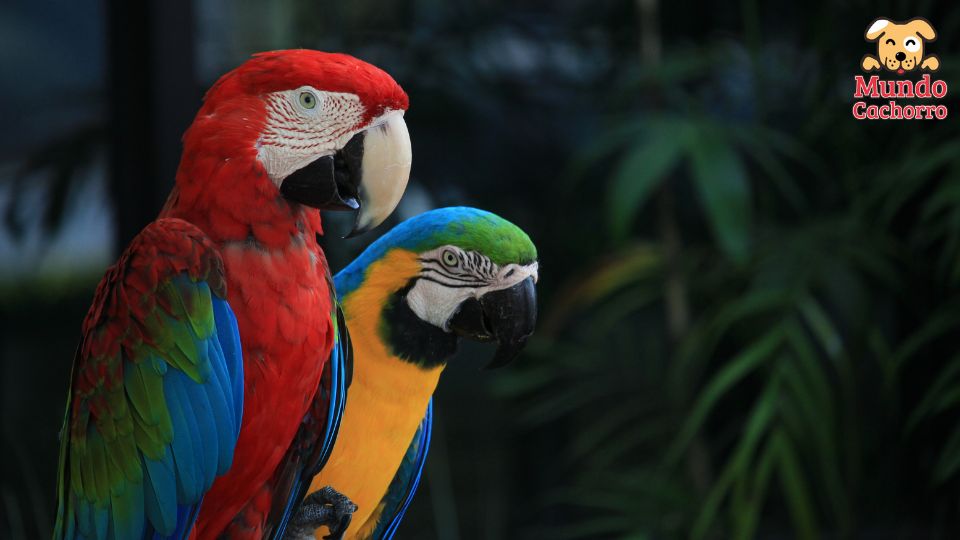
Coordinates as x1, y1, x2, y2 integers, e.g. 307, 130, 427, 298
406, 245, 539, 330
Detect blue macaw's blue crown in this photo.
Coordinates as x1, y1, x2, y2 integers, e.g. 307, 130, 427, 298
335, 206, 537, 297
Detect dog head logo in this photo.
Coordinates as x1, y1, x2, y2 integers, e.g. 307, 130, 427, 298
861, 18, 940, 74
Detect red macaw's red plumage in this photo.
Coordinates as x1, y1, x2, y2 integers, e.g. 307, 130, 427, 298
154, 50, 407, 538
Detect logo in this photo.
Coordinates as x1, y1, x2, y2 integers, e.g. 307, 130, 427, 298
861, 18, 940, 74
853, 17, 948, 120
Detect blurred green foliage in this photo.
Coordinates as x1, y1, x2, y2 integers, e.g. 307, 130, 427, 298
491, 1, 960, 537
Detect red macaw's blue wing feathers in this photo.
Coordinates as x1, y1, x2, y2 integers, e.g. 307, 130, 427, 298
262, 304, 352, 540
373, 399, 433, 540
53, 218, 244, 540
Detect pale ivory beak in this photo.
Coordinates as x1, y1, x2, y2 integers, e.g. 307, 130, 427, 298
349, 112, 412, 237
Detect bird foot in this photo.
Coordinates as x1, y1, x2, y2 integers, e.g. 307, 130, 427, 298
285, 486, 358, 540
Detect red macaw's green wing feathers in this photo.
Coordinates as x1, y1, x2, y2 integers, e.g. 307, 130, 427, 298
54, 218, 244, 540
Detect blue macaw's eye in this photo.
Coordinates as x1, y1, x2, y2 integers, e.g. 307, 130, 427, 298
299, 92, 317, 109
442, 250, 458, 267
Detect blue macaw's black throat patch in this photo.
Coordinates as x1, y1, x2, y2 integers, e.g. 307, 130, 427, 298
380, 285, 459, 369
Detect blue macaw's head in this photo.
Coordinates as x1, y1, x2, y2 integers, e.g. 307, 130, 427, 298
336, 207, 539, 369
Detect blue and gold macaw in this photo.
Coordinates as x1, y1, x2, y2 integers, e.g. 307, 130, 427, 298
290, 207, 538, 539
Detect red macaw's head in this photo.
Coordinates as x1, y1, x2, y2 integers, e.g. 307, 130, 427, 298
180, 50, 411, 236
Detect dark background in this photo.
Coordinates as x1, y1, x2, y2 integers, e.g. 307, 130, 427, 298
3, 1, 960, 538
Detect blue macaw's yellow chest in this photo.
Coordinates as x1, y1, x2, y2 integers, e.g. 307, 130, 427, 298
309, 249, 443, 539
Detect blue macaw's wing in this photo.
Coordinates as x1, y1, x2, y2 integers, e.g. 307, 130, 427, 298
53, 219, 244, 540
264, 304, 353, 540
372, 399, 433, 540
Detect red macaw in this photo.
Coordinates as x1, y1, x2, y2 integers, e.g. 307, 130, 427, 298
53, 50, 412, 540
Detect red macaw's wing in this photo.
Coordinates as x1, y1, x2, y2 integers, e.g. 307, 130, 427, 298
262, 304, 352, 540
53, 218, 244, 540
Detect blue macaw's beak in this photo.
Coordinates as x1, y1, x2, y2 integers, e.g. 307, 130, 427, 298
280, 114, 412, 237
448, 276, 538, 369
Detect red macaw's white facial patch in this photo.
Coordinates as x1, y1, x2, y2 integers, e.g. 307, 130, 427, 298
256, 86, 366, 184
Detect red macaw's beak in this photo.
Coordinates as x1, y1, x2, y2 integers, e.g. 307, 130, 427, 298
280, 112, 412, 237
448, 276, 538, 369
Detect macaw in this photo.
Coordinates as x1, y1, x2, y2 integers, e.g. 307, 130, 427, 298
287, 207, 539, 539
53, 50, 413, 540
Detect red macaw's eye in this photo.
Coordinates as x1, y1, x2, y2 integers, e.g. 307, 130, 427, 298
299, 92, 317, 109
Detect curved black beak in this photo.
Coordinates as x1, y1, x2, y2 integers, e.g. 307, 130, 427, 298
278, 114, 412, 237
279, 132, 363, 212
448, 277, 538, 369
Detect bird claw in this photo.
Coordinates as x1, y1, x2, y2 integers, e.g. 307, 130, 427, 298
285, 486, 358, 540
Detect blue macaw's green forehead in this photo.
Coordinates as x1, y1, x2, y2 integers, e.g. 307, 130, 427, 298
365, 206, 536, 264
335, 207, 537, 297
397, 207, 536, 262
